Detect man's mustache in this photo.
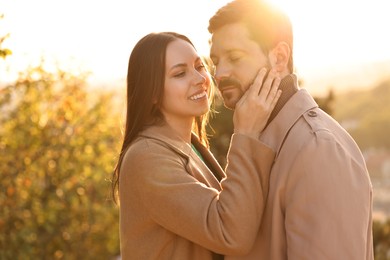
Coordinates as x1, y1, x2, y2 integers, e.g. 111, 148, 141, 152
218, 78, 241, 90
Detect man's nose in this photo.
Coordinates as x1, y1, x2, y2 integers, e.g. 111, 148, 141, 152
214, 64, 230, 84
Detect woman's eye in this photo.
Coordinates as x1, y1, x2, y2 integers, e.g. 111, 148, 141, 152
196, 64, 205, 71
174, 72, 185, 78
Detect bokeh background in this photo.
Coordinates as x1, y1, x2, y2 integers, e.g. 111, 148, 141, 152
1, 0, 390, 259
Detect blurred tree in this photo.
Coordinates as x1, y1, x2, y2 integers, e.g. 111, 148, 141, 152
333, 79, 390, 150
207, 98, 233, 168
0, 63, 121, 259
314, 88, 335, 116
0, 14, 12, 59
373, 219, 390, 260
0, 35, 12, 59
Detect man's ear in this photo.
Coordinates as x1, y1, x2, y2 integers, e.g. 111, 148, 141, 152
269, 41, 290, 72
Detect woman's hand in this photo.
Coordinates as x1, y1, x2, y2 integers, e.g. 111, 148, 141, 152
233, 68, 282, 139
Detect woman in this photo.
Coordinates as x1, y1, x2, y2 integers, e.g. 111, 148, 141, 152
112, 32, 281, 259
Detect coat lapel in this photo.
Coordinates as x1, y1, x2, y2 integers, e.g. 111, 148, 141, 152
191, 134, 226, 182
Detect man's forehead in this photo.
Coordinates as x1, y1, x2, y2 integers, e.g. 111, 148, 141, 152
210, 33, 258, 59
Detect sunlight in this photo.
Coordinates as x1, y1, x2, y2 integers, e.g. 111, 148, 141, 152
1, 0, 390, 95
270, 0, 390, 71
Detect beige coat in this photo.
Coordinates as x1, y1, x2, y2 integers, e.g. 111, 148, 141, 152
119, 123, 275, 259
227, 87, 374, 259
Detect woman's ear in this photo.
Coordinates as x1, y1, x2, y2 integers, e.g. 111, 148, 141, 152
269, 41, 290, 72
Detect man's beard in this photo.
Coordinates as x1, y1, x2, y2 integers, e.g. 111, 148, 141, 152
217, 70, 259, 110
217, 78, 243, 110
217, 61, 272, 110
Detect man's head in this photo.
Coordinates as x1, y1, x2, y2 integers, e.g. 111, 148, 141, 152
208, 0, 293, 109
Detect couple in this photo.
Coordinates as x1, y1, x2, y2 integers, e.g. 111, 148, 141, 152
112, 0, 374, 259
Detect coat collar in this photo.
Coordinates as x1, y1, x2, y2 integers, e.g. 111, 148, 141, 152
139, 122, 226, 183
260, 78, 318, 156
266, 74, 299, 125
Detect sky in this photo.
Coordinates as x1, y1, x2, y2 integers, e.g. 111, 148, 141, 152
1, 0, 390, 95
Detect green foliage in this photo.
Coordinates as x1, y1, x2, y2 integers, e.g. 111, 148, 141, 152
0, 47, 12, 59
0, 65, 121, 259
314, 89, 335, 116
333, 79, 390, 150
373, 219, 390, 259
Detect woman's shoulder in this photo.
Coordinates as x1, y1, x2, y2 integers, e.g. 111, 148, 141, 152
120, 135, 187, 181
127, 136, 165, 156
125, 135, 182, 162
120, 137, 168, 174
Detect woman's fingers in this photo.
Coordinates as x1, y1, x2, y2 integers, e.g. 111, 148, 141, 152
233, 68, 282, 138
268, 77, 282, 109
246, 68, 280, 103
239, 67, 282, 109
247, 67, 267, 96
257, 69, 279, 102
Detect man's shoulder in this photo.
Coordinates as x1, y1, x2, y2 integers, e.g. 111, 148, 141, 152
290, 107, 363, 157
302, 108, 334, 133
283, 107, 350, 150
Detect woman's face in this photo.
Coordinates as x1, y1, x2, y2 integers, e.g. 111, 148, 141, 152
160, 39, 211, 123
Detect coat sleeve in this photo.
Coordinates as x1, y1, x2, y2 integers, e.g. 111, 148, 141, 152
121, 134, 275, 255
285, 133, 373, 260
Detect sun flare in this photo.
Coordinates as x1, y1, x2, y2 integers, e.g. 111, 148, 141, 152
1, 0, 390, 95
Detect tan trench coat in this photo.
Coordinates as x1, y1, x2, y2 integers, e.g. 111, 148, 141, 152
119, 123, 275, 259
227, 87, 374, 260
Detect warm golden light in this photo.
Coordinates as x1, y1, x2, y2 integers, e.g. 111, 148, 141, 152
1, 0, 390, 95
271, 0, 390, 65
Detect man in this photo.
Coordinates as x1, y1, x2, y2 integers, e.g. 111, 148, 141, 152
208, 0, 374, 259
